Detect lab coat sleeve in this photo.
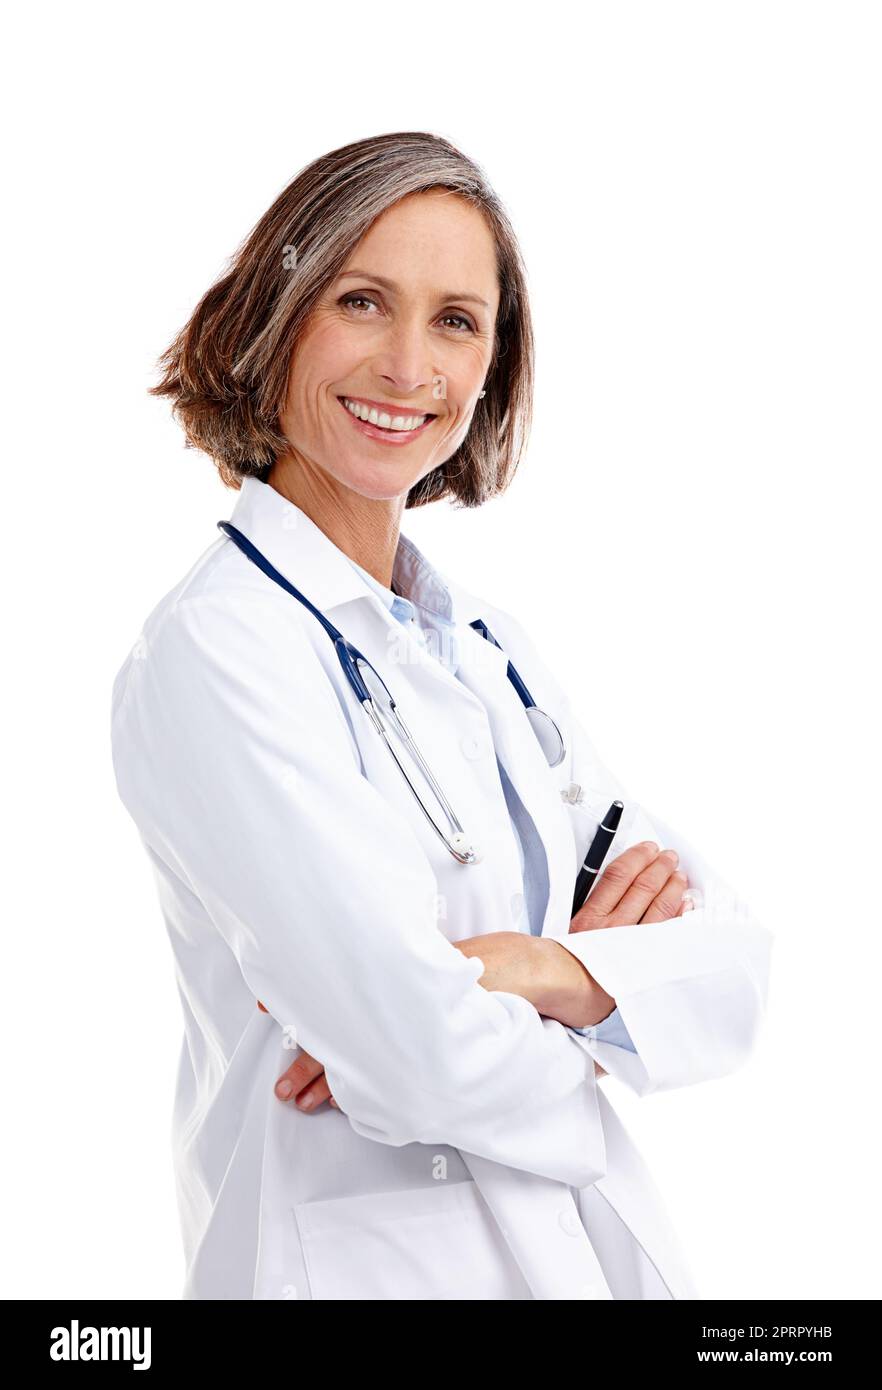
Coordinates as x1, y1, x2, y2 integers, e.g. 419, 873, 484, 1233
110, 588, 610, 1191
479, 605, 774, 1099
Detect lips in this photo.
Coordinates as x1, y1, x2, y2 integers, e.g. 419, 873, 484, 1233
336, 395, 439, 444
338, 395, 437, 431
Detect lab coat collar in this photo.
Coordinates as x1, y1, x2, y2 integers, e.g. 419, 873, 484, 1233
224, 476, 486, 625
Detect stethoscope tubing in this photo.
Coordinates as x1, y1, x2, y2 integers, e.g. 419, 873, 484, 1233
216, 520, 565, 862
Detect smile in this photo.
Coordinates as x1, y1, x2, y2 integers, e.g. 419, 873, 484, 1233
338, 395, 437, 442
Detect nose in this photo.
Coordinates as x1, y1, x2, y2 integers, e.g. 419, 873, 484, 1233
374, 315, 436, 398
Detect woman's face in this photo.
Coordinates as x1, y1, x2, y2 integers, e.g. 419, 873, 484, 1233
278, 190, 501, 502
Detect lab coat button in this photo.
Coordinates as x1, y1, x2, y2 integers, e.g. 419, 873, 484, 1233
460, 732, 489, 760
558, 1207, 582, 1236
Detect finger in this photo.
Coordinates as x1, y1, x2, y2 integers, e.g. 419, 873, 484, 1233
274, 1050, 325, 1102
640, 869, 689, 924
293, 1074, 333, 1111
612, 848, 681, 924
574, 842, 661, 921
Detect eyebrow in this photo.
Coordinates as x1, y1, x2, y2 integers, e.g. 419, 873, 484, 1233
336, 269, 490, 309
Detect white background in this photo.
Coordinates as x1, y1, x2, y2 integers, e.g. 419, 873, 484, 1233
2, 0, 879, 1300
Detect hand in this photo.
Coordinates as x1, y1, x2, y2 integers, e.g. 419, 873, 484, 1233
570, 841, 692, 934
562, 840, 693, 1046
273, 1044, 340, 1113
255, 1003, 341, 1113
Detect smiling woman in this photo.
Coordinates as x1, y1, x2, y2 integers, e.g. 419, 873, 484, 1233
113, 130, 772, 1302
149, 131, 533, 513
266, 188, 505, 530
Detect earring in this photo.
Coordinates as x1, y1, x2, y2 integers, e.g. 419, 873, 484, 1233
478, 389, 486, 398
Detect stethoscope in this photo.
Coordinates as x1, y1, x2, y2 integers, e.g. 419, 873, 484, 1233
217, 521, 567, 866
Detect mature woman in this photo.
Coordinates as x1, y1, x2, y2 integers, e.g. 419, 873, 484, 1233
111, 131, 772, 1301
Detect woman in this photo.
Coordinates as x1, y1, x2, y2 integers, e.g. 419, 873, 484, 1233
111, 132, 772, 1301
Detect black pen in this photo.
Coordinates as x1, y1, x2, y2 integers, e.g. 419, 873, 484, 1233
571, 800, 624, 917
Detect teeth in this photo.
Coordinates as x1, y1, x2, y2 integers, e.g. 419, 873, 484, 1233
342, 398, 430, 432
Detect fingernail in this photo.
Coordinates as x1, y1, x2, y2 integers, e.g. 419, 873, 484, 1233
682, 897, 695, 912
276, 1080, 293, 1099
297, 1092, 314, 1109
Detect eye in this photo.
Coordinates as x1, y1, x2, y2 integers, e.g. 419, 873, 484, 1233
340, 293, 380, 314
438, 312, 476, 333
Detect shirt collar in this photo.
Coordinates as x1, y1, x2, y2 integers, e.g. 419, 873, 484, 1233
344, 553, 402, 611
223, 476, 482, 624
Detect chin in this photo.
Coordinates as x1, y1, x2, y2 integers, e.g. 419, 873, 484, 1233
339, 463, 428, 503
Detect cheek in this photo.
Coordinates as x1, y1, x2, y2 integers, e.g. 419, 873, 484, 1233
283, 324, 348, 405
434, 347, 489, 407
437, 399, 473, 443
299, 318, 365, 379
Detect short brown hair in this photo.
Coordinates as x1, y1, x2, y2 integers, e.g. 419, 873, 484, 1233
149, 131, 534, 508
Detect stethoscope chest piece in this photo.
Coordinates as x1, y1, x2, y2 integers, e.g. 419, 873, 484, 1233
468, 617, 567, 770
525, 705, 566, 768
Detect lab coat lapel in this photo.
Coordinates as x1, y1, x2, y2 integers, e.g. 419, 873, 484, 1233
452, 618, 577, 939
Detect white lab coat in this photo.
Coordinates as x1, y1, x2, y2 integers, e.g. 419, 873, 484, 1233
110, 476, 773, 1301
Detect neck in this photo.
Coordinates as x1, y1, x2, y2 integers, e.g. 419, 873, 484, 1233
266, 452, 406, 589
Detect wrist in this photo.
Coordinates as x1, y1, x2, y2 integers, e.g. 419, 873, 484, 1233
534, 938, 616, 1029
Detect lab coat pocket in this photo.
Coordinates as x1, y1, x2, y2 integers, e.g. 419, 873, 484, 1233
291, 1179, 532, 1300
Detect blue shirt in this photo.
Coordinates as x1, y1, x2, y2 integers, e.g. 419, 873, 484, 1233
345, 554, 637, 1055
